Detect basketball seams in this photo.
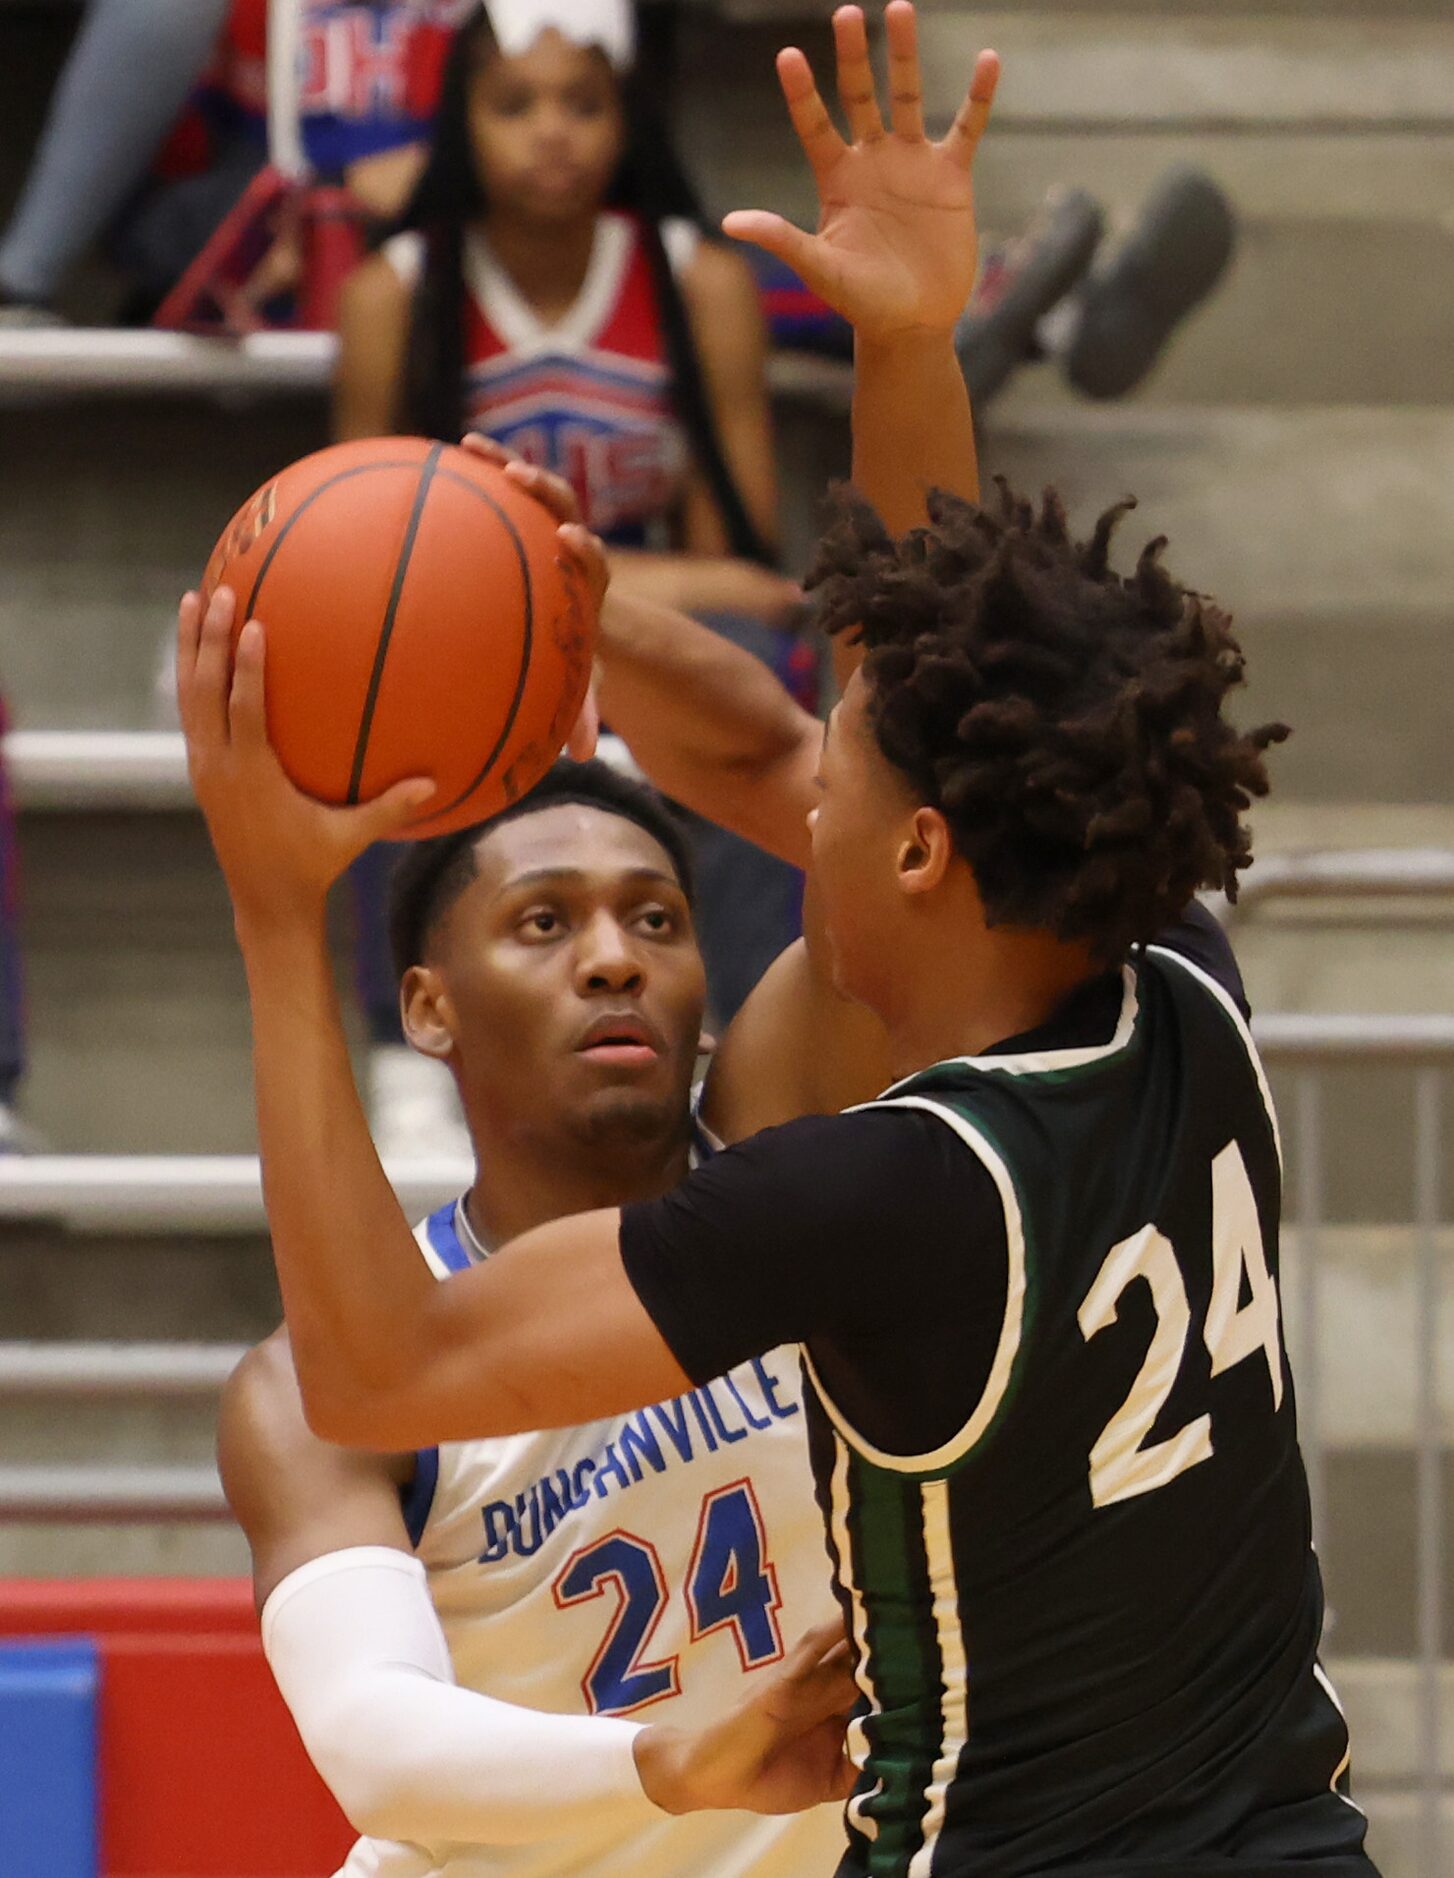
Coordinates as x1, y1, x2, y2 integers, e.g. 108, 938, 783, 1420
426, 466, 537, 820
223, 441, 568, 832
241, 459, 422, 626
347, 442, 446, 805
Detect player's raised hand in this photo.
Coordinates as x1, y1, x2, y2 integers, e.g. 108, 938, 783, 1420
177, 587, 434, 925
723, 2, 998, 344
634, 1617, 859, 1815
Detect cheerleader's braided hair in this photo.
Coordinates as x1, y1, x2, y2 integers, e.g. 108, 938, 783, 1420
392, 3, 774, 565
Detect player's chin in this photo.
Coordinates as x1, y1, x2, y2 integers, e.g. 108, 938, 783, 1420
571, 1082, 682, 1148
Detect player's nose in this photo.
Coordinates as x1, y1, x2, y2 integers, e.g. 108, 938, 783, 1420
574, 912, 645, 994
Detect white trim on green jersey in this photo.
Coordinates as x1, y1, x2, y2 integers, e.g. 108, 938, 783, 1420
879, 964, 1139, 1093
800, 1097, 1026, 1476
1146, 944, 1283, 1168
906, 1477, 969, 1878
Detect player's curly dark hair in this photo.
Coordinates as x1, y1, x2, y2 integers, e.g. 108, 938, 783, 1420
388, 758, 695, 979
809, 482, 1288, 961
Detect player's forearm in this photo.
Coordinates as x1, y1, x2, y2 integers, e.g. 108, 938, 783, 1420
837, 332, 979, 690
852, 332, 979, 533
264, 1547, 667, 1844
237, 909, 436, 1439
597, 591, 821, 867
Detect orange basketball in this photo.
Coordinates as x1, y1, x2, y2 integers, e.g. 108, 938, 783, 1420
200, 437, 596, 838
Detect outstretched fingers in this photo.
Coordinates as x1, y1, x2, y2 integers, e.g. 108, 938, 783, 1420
356, 775, 438, 843
832, 6, 884, 144
464, 430, 590, 534
883, 0, 926, 141
775, 45, 847, 183
942, 47, 1001, 169
720, 207, 819, 283
775, 1619, 856, 1719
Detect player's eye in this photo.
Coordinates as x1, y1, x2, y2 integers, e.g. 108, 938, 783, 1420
633, 906, 678, 938
519, 908, 563, 939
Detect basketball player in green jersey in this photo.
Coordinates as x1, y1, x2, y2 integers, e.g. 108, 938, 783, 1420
182, 7, 1377, 1873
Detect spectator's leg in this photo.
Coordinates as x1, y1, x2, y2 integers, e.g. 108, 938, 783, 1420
1057, 169, 1237, 400
0, 0, 229, 309
106, 136, 267, 316
954, 188, 1104, 407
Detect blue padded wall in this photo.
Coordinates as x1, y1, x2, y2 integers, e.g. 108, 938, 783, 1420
0, 1637, 99, 1877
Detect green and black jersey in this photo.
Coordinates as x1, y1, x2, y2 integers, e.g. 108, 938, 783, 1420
622, 912, 1377, 1876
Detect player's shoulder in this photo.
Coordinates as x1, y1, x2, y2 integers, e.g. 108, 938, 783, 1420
706, 1099, 993, 1220
217, 1330, 412, 1549
1145, 899, 1251, 1019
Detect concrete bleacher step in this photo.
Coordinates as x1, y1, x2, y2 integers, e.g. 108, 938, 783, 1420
4, 398, 1451, 806
980, 404, 1454, 806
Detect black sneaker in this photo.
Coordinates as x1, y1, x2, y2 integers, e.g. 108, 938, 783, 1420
1062, 168, 1237, 400
956, 187, 1105, 406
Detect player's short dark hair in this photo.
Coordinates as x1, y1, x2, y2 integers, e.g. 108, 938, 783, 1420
810, 481, 1288, 962
387, 758, 696, 979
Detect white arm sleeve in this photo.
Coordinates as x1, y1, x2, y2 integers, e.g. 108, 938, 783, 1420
261, 1546, 668, 1846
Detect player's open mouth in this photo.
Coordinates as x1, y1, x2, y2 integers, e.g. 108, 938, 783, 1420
575, 1014, 662, 1069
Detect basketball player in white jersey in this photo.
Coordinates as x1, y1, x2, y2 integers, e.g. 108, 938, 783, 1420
219, 756, 863, 1877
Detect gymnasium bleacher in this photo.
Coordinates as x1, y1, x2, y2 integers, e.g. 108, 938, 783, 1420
0, 1, 1451, 1872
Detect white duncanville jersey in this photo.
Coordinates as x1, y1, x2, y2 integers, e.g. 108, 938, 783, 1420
337, 1132, 841, 1878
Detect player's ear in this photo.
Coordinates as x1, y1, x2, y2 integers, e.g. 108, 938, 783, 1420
400, 964, 455, 1061
897, 805, 953, 897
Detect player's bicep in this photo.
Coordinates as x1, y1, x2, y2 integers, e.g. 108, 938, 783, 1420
218, 1330, 414, 1610
352, 1211, 693, 1449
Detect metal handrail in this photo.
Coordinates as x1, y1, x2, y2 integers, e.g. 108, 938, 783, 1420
4, 731, 191, 811
1254, 1014, 1454, 1061
0, 328, 851, 407
0, 1154, 471, 1231
1, 727, 642, 811
0, 1467, 227, 1523
0, 1343, 245, 1397
1213, 848, 1454, 925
